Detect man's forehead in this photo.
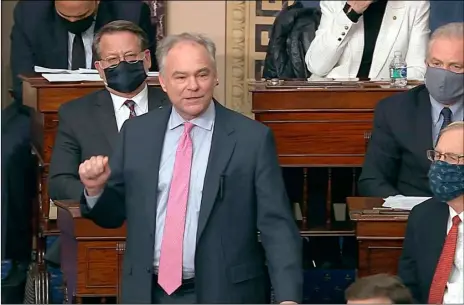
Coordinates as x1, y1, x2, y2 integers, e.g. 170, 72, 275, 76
437, 128, 464, 152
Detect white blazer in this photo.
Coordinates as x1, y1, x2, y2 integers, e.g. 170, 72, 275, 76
305, 1, 430, 80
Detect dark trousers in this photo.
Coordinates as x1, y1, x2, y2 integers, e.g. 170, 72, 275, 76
151, 276, 196, 304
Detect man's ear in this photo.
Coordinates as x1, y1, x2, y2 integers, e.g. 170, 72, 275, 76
95, 61, 106, 83
144, 50, 152, 72
158, 74, 167, 92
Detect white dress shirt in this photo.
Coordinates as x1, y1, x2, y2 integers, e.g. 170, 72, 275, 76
85, 100, 216, 279
67, 22, 95, 70
443, 207, 464, 304
109, 84, 149, 131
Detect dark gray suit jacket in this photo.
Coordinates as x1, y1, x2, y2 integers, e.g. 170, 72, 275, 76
358, 85, 435, 198
80, 102, 303, 303
398, 197, 450, 303
48, 86, 167, 201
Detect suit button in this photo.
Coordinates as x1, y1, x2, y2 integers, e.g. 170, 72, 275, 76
338, 38, 342, 41
342, 32, 346, 35
146, 267, 151, 273
344, 26, 349, 30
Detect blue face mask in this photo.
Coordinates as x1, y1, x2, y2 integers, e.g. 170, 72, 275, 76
429, 160, 464, 202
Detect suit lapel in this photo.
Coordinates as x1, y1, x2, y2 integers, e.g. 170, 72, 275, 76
415, 86, 434, 172
196, 102, 236, 244
147, 87, 168, 111
425, 200, 449, 288
370, 1, 406, 78
144, 105, 171, 234
52, 11, 69, 69
93, 91, 119, 150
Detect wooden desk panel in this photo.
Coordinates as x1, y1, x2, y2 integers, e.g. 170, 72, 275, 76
347, 197, 408, 277
57, 201, 126, 302
251, 81, 415, 228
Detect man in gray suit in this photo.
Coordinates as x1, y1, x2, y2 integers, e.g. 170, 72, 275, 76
47, 20, 167, 265
78, 33, 302, 303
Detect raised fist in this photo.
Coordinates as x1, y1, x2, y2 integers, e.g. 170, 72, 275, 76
79, 156, 111, 196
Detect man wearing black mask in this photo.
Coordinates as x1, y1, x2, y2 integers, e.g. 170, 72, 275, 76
46, 20, 167, 268
358, 22, 463, 198
10, 0, 158, 105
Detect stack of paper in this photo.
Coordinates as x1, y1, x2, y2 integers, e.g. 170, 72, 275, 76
35, 66, 159, 82
382, 195, 431, 210
42, 73, 102, 82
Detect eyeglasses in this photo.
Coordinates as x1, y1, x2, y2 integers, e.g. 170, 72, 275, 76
99, 52, 145, 69
427, 150, 464, 164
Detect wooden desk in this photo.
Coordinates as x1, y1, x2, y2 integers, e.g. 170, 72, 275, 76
250, 80, 417, 230
347, 197, 408, 277
55, 200, 126, 303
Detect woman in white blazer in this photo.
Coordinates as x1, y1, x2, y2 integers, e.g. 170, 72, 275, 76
305, 0, 430, 80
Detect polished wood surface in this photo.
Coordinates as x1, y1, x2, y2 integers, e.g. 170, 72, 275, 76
250, 80, 417, 229
347, 197, 408, 277
55, 200, 126, 302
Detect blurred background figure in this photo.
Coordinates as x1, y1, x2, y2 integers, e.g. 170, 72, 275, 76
345, 274, 414, 304
305, 0, 430, 80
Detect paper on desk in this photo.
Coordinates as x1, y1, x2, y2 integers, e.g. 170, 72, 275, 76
42, 73, 102, 82
49, 199, 57, 220
35, 66, 79, 74
382, 195, 431, 210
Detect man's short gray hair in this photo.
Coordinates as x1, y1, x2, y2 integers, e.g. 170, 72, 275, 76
155, 32, 216, 73
428, 22, 464, 57
440, 121, 464, 137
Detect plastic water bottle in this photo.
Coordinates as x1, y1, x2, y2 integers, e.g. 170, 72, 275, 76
389, 51, 407, 87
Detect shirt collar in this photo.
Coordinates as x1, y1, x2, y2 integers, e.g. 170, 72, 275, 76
449, 206, 464, 222
168, 101, 215, 131
430, 95, 464, 126
110, 84, 148, 112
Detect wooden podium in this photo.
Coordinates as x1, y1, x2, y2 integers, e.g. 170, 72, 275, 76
55, 200, 126, 303
250, 80, 417, 231
347, 197, 408, 277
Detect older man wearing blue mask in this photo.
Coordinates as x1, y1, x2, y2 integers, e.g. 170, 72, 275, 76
358, 22, 463, 198
399, 121, 464, 304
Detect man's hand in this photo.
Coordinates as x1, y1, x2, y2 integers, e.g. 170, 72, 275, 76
346, 0, 373, 14
79, 156, 111, 196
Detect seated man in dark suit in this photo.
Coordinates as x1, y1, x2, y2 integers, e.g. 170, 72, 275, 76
46, 20, 167, 265
398, 121, 463, 304
10, 0, 158, 105
358, 22, 464, 198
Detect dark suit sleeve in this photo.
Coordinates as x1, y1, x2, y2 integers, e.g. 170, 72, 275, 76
48, 107, 85, 200
358, 100, 401, 197
79, 125, 126, 228
398, 208, 422, 303
255, 129, 303, 303
139, 2, 158, 71
10, 2, 35, 103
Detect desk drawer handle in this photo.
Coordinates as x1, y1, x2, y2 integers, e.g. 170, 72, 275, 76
364, 131, 372, 152
116, 242, 126, 253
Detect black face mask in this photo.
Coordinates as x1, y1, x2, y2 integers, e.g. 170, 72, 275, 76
59, 13, 95, 34
104, 61, 147, 94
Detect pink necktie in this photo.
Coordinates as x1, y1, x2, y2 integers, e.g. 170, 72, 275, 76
158, 122, 194, 295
